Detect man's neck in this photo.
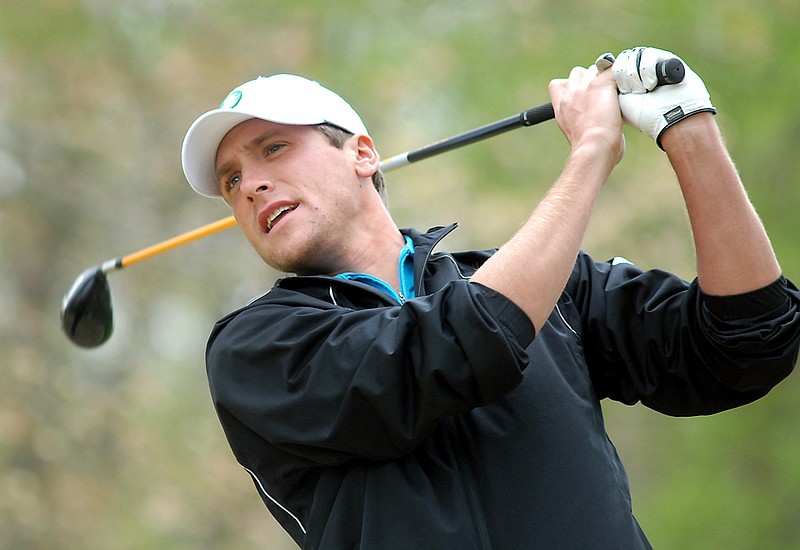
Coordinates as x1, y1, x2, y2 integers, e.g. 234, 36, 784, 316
336, 225, 406, 290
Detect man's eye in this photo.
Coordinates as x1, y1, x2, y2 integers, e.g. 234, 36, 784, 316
227, 174, 242, 190
266, 143, 285, 156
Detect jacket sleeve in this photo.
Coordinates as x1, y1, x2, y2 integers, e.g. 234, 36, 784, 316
565, 252, 800, 416
206, 280, 534, 464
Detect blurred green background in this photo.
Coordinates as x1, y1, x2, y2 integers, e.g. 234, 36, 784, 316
2, 0, 800, 548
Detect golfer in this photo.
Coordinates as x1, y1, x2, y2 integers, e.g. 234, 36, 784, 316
181, 47, 800, 549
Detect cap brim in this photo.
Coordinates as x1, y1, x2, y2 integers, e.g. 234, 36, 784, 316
181, 110, 257, 197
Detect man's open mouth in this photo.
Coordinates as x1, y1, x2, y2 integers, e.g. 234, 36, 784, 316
266, 205, 298, 232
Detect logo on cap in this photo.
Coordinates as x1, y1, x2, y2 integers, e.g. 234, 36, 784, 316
220, 90, 243, 109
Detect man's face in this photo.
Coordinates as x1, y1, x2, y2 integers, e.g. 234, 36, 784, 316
215, 118, 370, 275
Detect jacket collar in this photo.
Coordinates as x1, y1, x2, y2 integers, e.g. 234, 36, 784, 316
272, 223, 460, 303
400, 223, 459, 295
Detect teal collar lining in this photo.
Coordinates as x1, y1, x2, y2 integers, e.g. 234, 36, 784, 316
335, 235, 416, 304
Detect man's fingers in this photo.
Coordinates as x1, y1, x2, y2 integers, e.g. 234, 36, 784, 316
569, 65, 588, 81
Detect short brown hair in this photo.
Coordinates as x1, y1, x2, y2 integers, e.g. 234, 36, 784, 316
317, 124, 387, 205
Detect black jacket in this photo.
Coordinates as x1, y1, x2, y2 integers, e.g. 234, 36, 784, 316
206, 224, 800, 549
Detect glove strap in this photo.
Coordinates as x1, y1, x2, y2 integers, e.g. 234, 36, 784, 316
656, 106, 718, 150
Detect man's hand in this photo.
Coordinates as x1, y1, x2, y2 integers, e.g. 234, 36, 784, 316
612, 47, 716, 148
549, 60, 624, 164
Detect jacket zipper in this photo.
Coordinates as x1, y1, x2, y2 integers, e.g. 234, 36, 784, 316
445, 417, 493, 549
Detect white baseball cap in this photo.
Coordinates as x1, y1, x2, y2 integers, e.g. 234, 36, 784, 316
181, 74, 370, 197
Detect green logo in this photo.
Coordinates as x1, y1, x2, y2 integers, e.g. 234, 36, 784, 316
220, 90, 242, 109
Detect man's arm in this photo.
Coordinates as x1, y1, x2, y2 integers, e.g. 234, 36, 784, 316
612, 46, 781, 296
661, 113, 782, 295
207, 280, 533, 462
470, 65, 624, 331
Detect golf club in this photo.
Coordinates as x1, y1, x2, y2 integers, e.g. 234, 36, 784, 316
61, 57, 686, 348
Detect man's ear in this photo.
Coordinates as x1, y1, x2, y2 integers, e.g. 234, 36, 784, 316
353, 135, 380, 178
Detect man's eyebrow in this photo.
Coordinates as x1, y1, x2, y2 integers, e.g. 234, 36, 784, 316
246, 130, 282, 149
215, 160, 234, 184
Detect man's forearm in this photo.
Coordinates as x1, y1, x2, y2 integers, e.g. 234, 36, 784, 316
662, 113, 781, 295
470, 64, 622, 331
470, 142, 615, 331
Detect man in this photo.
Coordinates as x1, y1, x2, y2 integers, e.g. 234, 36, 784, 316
181, 47, 800, 549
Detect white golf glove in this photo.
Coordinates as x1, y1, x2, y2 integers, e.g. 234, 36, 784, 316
613, 47, 716, 148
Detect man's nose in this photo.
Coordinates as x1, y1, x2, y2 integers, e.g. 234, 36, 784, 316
241, 169, 274, 197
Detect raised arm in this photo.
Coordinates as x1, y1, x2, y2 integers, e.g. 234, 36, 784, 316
470, 64, 624, 331
613, 46, 781, 295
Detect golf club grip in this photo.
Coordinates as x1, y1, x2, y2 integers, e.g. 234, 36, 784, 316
521, 58, 684, 125
656, 58, 685, 86
521, 103, 555, 126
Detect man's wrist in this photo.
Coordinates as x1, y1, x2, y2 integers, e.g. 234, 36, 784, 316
568, 130, 623, 174
659, 112, 719, 156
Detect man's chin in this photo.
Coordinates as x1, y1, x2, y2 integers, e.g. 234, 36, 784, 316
260, 253, 324, 277
256, 234, 339, 276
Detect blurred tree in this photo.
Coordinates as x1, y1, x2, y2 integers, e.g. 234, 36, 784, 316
1, 0, 798, 548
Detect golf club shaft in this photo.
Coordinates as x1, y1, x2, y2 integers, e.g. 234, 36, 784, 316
99, 102, 557, 273
102, 215, 238, 272
372, 58, 684, 171
96, 52, 686, 273
379, 102, 555, 171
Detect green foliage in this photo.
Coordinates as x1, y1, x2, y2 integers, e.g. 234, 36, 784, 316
2, 1, 800, 548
